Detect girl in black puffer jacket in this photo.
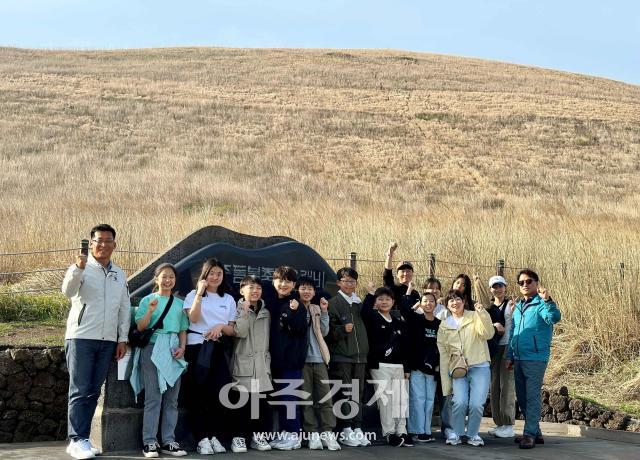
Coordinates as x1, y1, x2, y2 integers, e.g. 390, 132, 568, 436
400, 291, 441, 443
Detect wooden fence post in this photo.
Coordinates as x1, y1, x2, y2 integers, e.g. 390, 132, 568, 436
496, 259, 505, 276
428, 253, 436, 278
349, 252, 357, 270
619, 262, 625, 285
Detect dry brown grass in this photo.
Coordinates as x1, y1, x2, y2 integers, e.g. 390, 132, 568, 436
1, 47, 639, 413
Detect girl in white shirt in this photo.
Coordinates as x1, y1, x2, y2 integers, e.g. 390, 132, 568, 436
182, 259, 243, 454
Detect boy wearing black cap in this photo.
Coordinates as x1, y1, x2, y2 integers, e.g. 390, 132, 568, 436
383, 242, 419, 313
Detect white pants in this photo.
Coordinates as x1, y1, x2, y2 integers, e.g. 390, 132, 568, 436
370, 365, 409, 436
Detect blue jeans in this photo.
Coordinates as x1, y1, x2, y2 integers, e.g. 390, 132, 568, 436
450, 365, 490, 437
514, 360, 547, 437
65, 339, 117, 440
408, 371, 437, 435
439, 394, 451, 435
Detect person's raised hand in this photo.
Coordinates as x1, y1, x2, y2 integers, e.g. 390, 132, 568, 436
149, 298, 158, 312
319, 297, 329, 312
290, 299, 299, 310
538, 286, 551, 301
407, 280, 415, 293
474, 301, 485, 311
75, 253, 87, 270
388, 242, 398, 254
367, 281, 376, 296
196, 279, 208, 296
345, 323, 354, 333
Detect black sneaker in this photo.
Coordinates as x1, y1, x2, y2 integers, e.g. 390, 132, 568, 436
143, 442, 160, 458
401, 434, 414, 447
416, 433, 435, 443
386, 434, 405, 447
161, 441, 187, 456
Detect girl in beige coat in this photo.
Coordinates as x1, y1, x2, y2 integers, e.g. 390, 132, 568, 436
437, 289, 494, 447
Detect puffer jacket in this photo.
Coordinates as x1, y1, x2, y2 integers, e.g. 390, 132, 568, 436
62, 255, 130, 342
506, 294, 561, 362
436, 309, 494, 396
232, 299, 273, 393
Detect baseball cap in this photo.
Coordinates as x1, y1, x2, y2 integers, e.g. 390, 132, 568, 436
396, 260, 414, 271
488, 275, 507, 288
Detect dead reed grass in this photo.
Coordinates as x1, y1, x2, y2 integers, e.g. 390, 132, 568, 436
1, 47, 639, 413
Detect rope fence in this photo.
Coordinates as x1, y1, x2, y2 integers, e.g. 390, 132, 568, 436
0, 247, 635, 296
0, 248, 160, 257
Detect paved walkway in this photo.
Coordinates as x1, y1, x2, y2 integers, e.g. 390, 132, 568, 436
1, 420, 639, 460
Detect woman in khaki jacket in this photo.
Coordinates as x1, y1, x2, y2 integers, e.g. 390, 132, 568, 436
437, 289, 494, 447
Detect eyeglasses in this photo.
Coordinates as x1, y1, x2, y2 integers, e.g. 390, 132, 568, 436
339, 279, 357, 285
518, 279, 534, 286
92, 239, 115, 246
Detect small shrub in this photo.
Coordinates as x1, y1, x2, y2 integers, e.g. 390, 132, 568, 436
0, 290, 70, 322
481, 198, 506, 210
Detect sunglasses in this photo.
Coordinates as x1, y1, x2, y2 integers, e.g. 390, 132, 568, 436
518, 279, 535, 286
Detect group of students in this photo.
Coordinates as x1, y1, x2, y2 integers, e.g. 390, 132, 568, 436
130, 241, 561, 457
61, 225, 559, 460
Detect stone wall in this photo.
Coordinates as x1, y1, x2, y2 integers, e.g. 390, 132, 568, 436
0, 346, 638, 443
480, 385, 640, 432
538, 386, 640, 432
0, 347, 68, 442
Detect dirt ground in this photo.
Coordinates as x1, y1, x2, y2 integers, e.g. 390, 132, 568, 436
0, 322, 65, 347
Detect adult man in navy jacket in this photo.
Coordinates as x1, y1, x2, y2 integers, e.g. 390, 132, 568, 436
505, 269, 560, 450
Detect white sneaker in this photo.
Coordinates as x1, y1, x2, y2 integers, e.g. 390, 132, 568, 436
495, 425, 514, 438
339, 427, 360, 447
142, 442, 160, 458
231, 437, 247, 453
269, 432, 287, 449
308, 432, 323, 450
67, 439, 96, 459
488, 425, 499, 436
250, 433, 271, 451
197, 438, 214, 455
161, 441, 187, 456
353, 428, 370, 446
275, 432, 301, 450
291, 432, 302, 450
87, 440, 101, 456
467, 435, 484, 446
445, 432, 461, 446
320, 431, 341, 451
210, 437, 227, 453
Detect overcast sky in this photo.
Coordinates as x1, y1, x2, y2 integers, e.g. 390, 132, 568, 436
0, 0, 638, 84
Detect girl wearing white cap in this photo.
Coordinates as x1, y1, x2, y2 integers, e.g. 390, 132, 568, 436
486, 276, 516, 439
